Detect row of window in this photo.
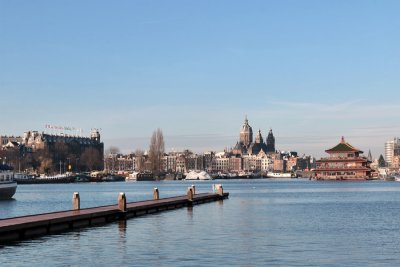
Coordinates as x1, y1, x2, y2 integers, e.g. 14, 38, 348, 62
0, 174, 13, 181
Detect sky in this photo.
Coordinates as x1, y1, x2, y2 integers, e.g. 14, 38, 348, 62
1, 0, 399, 159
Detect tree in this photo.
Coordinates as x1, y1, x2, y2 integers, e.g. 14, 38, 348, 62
148, 128, 165, 175
106, 146, 120, 155
134, 149, 145, 171
105, 146, 120, 171
80, 147, 102, 171
378, 154, 386, 168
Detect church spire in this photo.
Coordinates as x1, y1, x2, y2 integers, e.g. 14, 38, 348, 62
367, 150, 372, 161
255, 129, 263, 144
266, 128, 275, 153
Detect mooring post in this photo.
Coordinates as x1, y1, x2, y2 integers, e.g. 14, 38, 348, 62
72, 192, 80, 210
191, 185, 196, 195
187, 187, 194, 202
118, 192, 127, 212
153, 188, 159, 200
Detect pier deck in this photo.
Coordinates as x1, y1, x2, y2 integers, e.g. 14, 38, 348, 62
0, 192, 229, 243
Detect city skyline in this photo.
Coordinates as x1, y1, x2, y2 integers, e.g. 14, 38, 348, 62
1, 1, 400, 158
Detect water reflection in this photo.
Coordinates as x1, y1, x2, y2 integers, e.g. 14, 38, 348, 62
186, 206, 193, 220
118, 220, 127, 239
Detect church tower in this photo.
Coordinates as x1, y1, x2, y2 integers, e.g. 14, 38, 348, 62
266, 128, 275, 153
240, 116, 253, 148
255, 129, 263, 144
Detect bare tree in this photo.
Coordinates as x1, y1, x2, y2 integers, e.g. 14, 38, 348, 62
105, 146, 120, 171
80, 147, 102, 171
148, 128, 165, 175
105, 146, 120, 156
134, 149, 145, 171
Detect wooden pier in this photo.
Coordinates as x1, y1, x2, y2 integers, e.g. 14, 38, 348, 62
0, 185, 228, 243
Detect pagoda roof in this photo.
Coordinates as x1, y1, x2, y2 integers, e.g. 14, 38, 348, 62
325, 137, 363, 154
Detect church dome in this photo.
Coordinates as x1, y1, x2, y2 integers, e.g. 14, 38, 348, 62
240, 117, 252, 134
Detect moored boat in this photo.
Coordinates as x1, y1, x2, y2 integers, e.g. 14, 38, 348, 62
125, 171, 154, 181
266, 172, 293, 178
185, 171, 213, 180
0, 164, 17, 200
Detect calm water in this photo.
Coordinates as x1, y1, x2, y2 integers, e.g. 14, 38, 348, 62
1, 179, 400, 266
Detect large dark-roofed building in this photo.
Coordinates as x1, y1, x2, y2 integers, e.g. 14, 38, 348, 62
232, 117, 276, 156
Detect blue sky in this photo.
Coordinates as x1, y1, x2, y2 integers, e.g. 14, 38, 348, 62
1, 0, 399, 158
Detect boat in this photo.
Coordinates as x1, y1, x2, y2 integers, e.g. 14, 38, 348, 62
266, 172, 293, 178
185, 171, 213, 180
164, 173, 176, 181
102, 174, 125, 182
126, 171, 154, 181
34, 173, 76, 183
238, 171, 252, 178
74, 174, 91, 183
0, 164, 17, 200
126, 171, 138, 181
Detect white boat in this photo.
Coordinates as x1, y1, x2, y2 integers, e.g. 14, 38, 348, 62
126, 172, 138, 181
185, 171, 213, 180
238, 171, 252, 178
38, 173, 71, 179
0, 164, 17, 200
266, 172, 292, 178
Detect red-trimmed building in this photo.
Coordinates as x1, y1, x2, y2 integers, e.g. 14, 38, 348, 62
314, 137, 372, 180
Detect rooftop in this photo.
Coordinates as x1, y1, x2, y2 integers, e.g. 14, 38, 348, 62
325, 137, 363, 154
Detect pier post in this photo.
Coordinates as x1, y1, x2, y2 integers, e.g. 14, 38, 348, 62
191, 185, 196, 195
187, 187, 194, 202
72, 192, 80, 210
118, 192, 127, 212
217, 185, 224, 196
153, 188, 159, 200
213, 184, 223, 196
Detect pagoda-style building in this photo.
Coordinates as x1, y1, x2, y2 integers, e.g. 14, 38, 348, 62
314, 137, 372, 180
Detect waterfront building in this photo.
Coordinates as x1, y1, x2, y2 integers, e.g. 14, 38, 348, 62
392, 155, 400, 169
22, 129, 104, 173
163, 154, 177, 172
176, 155, 186, 173
314, 137, 372, 180
286, 156, 298, 172
296, 155, 315, 171
385, 138, 400, 167
0, 135, 22, 148
273, 159, 285, 172
229, 157, 242, 172
260, 156, 271, 172
212, 152, 230, 172
115, 154, 135, 172
186, 154, 204, 171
